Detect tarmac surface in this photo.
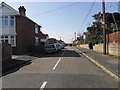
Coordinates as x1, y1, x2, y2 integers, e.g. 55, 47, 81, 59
2, 47, 118, 89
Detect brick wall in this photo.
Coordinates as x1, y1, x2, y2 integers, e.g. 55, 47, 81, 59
0, 42, 12, 62
13, 16, 43, 54
78, 43, 120, 56
106, 32, 120, 43
93, 43, 120, 56
108, 42, 120, 56
78, 32, 120, 56
93, 44, 103, 53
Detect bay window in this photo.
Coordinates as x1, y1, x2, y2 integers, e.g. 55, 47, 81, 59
0, 16, 15, 26
10, 16, 15, 26
0, 35, 16, 47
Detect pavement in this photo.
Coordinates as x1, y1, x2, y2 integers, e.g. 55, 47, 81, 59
2, 54, 43, 75
75, 46, 119, 80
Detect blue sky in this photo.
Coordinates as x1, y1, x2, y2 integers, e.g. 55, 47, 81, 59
4, 1, 119, 43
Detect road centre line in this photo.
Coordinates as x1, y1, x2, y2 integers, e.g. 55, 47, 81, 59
53, 58, 61, 70
40, 81, 47, 90
62, 52, 64, 56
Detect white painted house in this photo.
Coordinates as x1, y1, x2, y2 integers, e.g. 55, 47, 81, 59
0, 2, 19, 47
0, 2, 49, 54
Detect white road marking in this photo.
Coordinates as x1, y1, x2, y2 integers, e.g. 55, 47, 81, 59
40, 81, 47, 90
53, 58, 61, 70
62, 53, 64, 56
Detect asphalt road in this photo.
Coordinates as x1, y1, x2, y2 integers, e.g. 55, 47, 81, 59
2, 47, 118, 89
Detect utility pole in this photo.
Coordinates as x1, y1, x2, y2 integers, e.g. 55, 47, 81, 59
75, 32, 76, 41
102, 0, 106, 55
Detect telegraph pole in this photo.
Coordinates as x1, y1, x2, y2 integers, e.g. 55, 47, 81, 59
75, 32, 76, 40
102, 0, 106, 55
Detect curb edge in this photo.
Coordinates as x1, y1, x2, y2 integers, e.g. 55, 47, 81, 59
74, 47, 119, 81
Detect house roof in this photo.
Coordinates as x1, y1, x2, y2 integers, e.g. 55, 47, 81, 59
0, 2, 41, 27
16, 15, 42, 27
0, 2, 20, 15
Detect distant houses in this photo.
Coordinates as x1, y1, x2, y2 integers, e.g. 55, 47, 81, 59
46, 38, 58, 44
0, 2, 49, 54
46, 38, 65, 45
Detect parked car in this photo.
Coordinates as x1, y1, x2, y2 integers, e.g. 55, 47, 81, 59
61, 44, 65, 49
55, 43, 62, 51
44, 44, 58, 53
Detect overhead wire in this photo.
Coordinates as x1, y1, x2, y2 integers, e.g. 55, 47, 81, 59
79, 0, 96, 30
30, 2, 80, 17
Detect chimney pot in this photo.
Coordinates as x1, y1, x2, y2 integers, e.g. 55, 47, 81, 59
18, 6, 26, 16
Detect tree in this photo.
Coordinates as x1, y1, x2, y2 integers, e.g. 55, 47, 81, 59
86, 12, 120, 44
86, 12, 103, 44
77, 32, 82, 37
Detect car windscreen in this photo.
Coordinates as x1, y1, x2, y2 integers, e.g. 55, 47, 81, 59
56, 44, 60, 47
46, 45, 55, 48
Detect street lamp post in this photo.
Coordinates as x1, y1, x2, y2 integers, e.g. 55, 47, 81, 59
102, 0, 106, 55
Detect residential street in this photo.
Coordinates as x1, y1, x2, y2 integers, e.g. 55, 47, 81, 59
2, 47, 118, 89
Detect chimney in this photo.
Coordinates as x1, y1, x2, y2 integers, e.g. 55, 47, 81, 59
18, 6, 26, 16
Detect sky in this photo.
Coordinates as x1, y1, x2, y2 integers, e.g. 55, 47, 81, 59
1, 1, 119, 43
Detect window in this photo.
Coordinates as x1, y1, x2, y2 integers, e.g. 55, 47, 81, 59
1, 36, 4, 39
1, 16, 8, 26
5, 36, 8, 38
10, 36, 16, 47
11, 36, 14, 38
35, 37, 39, 46
5, 36, 8, 42
0, 16, 15, 26
10, 16, 15, 26
46, 44, 55, 48
4, 16, 8, 26
0, 35, 16, 47
35, 25, 39, 34
5, 39, 8, 43
1, 36, 5, 42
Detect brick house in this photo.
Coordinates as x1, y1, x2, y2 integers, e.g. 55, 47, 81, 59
0, 2, 48, 54
46, 38, 58, 44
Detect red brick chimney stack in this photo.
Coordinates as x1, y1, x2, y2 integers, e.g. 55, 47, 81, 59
18, 6, 26, 16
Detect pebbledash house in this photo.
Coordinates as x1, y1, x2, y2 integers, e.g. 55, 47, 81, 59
0, 2, 49, 54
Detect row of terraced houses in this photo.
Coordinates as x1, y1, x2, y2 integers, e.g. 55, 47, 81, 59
0, 2, 49, 54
